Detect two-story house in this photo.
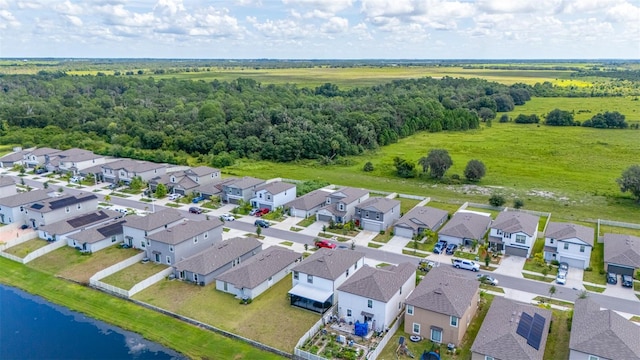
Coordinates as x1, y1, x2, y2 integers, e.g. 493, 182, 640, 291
404, 267, 480, 346
289, 249, 366, 313
489, 211, 540, 257
145, 218, 224, 266
122, 209, 184, 249
221, 176, 265, 204
101, 159, 166, 185
46, 148, 106, 175
285, 189, 329, 218
23, 147, 60, 168
394, 206, 449, 239
543, 222, 594, 269
149, 166, 221, 196
0, 176, 16, 198
250, 181, 296, 210
336, 262, 416, 332
37, 209, 122, 244
438, 211, 491, 246
0, 189, 53, 225
353, 197, 401, 232
175, 236, 262, 286
316, 187, 369, 224
26, 193, 99, 229
0, 147, 28, 168
603, 233, 640, 278
569, 298, 640, 360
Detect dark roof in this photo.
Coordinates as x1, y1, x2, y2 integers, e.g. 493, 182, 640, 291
492, 211, 539, 236
67, 220, 127, 244
123, 209, 183, 231
55, 148, 101, 162
254, 181, 296, 195
215, 246, 301, 289
175, 237, 262, 275
224, 176, 264, 190
28, 193, 98, 213
355, 197, 400, 213
292, 248, 365, 281
405, 266, 479, 317
570, 298, 640, 359
39, 210, 122, 236
337, 263, 416, 302
438, 212, 492, 240
285, 189, 329, 211
395, 206, 449, 231
0, 189, 52, 207
544, 222, 594, 246
67, 211, 110, 228
147, 219, 223, 245
471, 297, 551, 360
603, 233, 640, 268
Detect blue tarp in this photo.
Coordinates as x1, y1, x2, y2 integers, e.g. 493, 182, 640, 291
354, 321, 368, 337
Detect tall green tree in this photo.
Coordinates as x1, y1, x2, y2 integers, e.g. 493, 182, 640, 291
617, 165, 640, 203
419, 149, 453, 179
155, 184, 167, 198
464, 159, 486, 182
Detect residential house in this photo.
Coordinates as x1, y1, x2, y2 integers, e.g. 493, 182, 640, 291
489, 211, 540, 257
26, 193, 99, 229
336, 262, 417, 332
394, 206, 449, 239
197, 178, 236, 200
603, 233, 640, 277
145, 218, 223, 266
471, 297, 552, 360
46, 148, 106, 175
122, 209, 184, 249
215, 245, 301, 298
221, 176, 265, 204
37, 209, 122, 244
286, 189, 329, 218
65, 219, 128, 253
250, 181, 296, 210
404, 266, 480, 346
0, 147, 28, 168
22, 147, 60, 168
0, 189, 52, 225
149, 166, 221, 196
316, 187, 369, 224
0, 176, 16, 198
353, 197, 401, 232
175, 236, 262, 285
289, 249, 366, 313
438, 211, 491, 247
101, 159, 166, 184
543, 222, 595, 269
569, 298, 640, 360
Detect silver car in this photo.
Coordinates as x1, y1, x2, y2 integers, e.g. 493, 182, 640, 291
556, 270, 567, 285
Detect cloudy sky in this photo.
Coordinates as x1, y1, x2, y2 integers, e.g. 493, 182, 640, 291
1, 0, 639, 59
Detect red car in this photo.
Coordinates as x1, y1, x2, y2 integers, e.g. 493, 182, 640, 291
256, 208, 270, 217
315, 239, 337, 249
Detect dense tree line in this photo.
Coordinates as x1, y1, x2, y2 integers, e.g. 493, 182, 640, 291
0, 73, 530, 165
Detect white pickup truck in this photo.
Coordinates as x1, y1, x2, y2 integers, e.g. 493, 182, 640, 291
452, 259, 480, 272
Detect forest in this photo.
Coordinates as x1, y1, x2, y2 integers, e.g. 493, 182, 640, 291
0, 73, 532, 165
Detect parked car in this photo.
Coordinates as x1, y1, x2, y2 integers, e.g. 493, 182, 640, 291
168, 193, 181, 201
254, 219, 270, 228
192, 195, 205, 203
419, 259, 437, 272
476, 274, 499, 286
621, 274, 633, 288
249, 208, 260, 216
607, 272, 617, 285
256, 208, 270, 217
189, 207, 203, 214
315, 239, 337, 249
445, 243, 458, 255
108, 183, 119, 190
35, 168, 47, 174
559, 262, 569, 272
452, 259, 480, 272
433, 240, 447, 254
219, 214, 235, 222
20, 224, 29, 230
556, 270, 567, 285
70, 176, 84, 183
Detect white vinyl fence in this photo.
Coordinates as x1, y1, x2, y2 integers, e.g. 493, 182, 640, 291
91, 253, 145, 281
128, 267, 173, 296
0, 231, 37, 251
366, 312, 403, 360
23, 240, 66, 263
90, 253, 173, 298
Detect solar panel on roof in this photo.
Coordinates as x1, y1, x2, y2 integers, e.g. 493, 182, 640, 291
30, 203, 44, 210
49, 194, 97, 210
516, 312, 533, 339
527, 313, 546, 350
97, 221, 126, 238
67, 211, 109, 228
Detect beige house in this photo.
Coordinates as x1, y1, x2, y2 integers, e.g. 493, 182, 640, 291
404, 266, 479, 346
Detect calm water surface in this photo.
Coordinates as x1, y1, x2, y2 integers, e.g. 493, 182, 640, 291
0, 284, 184, 360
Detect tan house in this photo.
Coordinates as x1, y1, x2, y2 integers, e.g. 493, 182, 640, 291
404, 266, 479, 346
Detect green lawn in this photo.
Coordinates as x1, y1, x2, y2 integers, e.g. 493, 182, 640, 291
133, 273, 319, 352
511, 96, 640, 124
0, 257, 282, 359
583, 284, 605, 293
100, 262, 168, 290
397, 197, 421, 214
464, 207, 500, 218
544, 309, 571, 360
3, 239, 49, 258
373, 229, 394, 243
599, 225, 640, 237
523, 273, 554, 282
296, 217, 316, 227
369, 243, 383, 249
584, 242, 606, 285
522, 258, 552, 274
425, 201, 463, 214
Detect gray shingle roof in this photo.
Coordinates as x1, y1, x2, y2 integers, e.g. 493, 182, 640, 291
39, 209, 122, 235
471, 297, 551, 360
337, 262, 416, 302
0, 150, 27, 163
147, 218, 223, 245
356, 197, 400, 214
395, 206, 449, 231
292, 248, 365, 280
331, 187, 368, 204
603, 233, 640, 268
55, 148, 101, 162
545, 222, 594, 246
27, 147, 60, 156
254, 181, 296, 195
102, 159, 166, 173
186, 166, 219, 177
438, 212, 491, 240
29, 193, 98, 213
285, 189, 329, 211
404, 266, 479, 317
492, 211, 539, 236
174, 237, 262, 275
571, 298, 640, 360
225, 176, 265, 190
0, 176, 15, 187
123, 209, 183, 231
67, 219, 127, 244
197, 178, 234, 196
0, 189, 52, 207
215, 246, 301, 289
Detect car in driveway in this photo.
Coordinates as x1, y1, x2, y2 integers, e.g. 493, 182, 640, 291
477, 274, 499, 286
192, 195, 205, 203
607, 272, 617, 285
559, 262, 569, 272
621, 274, 633, 288
254, 219, 270, 228
189, 207, 203, 214
433, 240, 447, 254
445, 243, 458, 255
249, 208, 260, 216
315, 239, 337, 249
255, 208, 270, 217
70, 176, 84, 183
168, 193, 182, 201
556, 270, 567, 285
219, 214, 235, 222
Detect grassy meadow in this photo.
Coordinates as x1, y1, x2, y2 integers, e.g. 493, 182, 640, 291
510, 97, 640, 124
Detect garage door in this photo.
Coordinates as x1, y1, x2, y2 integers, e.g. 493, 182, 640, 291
505, 246, 528, 257
362, 221, 381, 232
559, 257, 585, 269
394, 226, 414, 239
607, 264, 635, 276
317, 214, 333, 222
228, 198, 239, 205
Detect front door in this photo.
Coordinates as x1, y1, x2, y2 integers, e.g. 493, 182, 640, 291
154, 253, 160, 262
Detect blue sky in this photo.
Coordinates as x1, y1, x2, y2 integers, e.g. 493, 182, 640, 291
1, 0, 639, 59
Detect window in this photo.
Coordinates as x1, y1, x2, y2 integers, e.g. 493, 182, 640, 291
430, 328, 442, 343
516, 235, 526, 244
550, 238, 554, 244
307, 275, 313, 284
204, 232, 208, 239
355, 261, 358, 270
267, 195, 271, 200
365, 211, 369, 218
339, 204, 344, 211
450, 316, 458, 327
376, 213, 380, 220
169, 246, 174, 253
497, 230, 502, 235
357, 209, 361, 214
347, 309, 352, 317
111, 236, 117, 243
77, 204, 81, 210
564, 242, 569, 250
141, 241, 145, 248
194, 274, 198, 282
485, 357, 495, 360
367, 299, 373, 308
194, 236, 198, 244
400, 286, 402, 295
346, 268, 349, 277
580, 245, 585, 253
588, 356, 599, 360
146, 239, 150, 246
65, 206, 70, 213
166, 256, 171, 265
406, 305, 414, 315
412, 323, 420, 334
293, 271, 299, 280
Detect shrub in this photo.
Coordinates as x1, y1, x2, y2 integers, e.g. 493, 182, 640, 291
584, 267, 592, 272
363, 161, 374, 172
489, 194, 506, 207
551, 260, 560, 266
513, 198, 524, 209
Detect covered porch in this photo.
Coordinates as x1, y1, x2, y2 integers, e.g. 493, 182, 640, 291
289, 284, 333, 313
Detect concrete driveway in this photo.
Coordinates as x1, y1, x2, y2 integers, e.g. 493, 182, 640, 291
493, 255, 525, 278
603, 282, 639, 301
564, 267, 585, 290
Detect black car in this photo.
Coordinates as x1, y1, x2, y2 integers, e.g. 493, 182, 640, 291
445, 243, 458, 255
188, 207, 203, 214
607, 272, 617, 285
254, 219, 270, 228
433, 240, 447, 254
621, 274, 633, 288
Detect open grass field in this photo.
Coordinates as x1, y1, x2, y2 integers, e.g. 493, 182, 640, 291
3, 238, 49, 257
599, 224, 640, 237
510, 96, 640, 124
133, 273, 320, 352
0, 257, 283, 359
100, 262, 168, 290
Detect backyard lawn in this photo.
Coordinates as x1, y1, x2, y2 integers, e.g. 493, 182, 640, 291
397, 197, 421, 215
3, 238, 49, 258
424, 201, 462, 215
584, 242, 606, 285
100, 262, 168, 290
133, 273, 320, 352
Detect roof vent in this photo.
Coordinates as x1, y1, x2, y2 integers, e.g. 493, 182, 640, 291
433, 290, 442, 295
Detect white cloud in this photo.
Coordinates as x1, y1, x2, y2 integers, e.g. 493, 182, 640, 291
17, 1, 43, 10
282, 0, 353, 14
476, 0, 560, 14
558, 0, 622, 14
54, 0, 83, 15
0, 9, 20, 28
154, 0, 186, 16
605, 1, 640, 22
65, 15, 83, 27
321, 16, 348, 33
